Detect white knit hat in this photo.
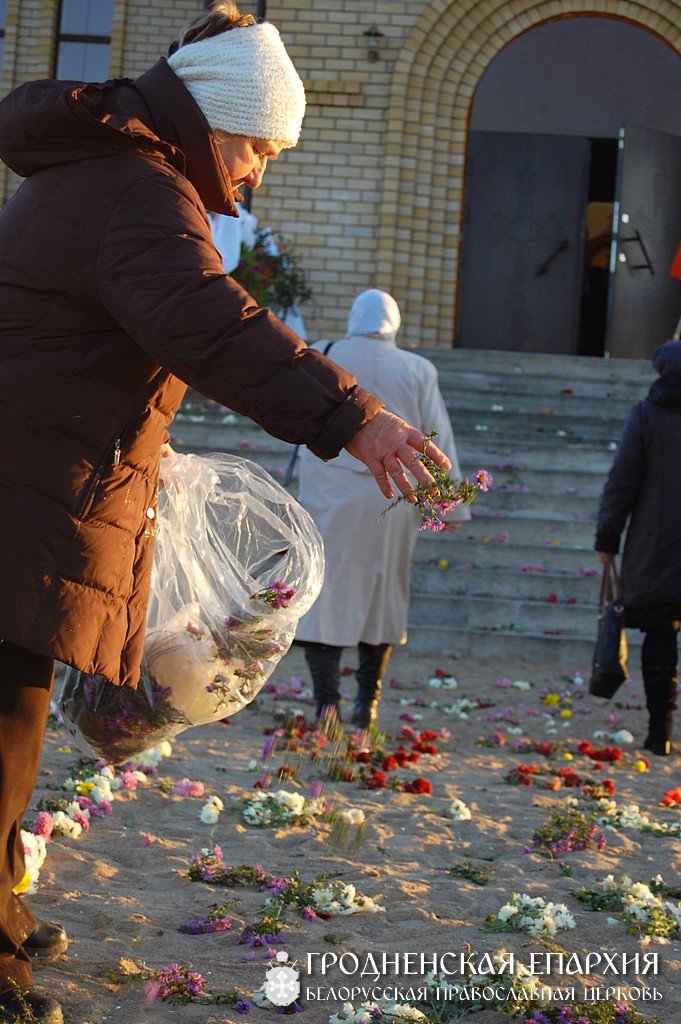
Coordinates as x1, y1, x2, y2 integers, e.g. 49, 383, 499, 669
168, 22, 306, 147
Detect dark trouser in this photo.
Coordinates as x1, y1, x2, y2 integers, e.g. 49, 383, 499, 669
301, 641, 393, 715
356, 643, 393, 703
641, 623, 678, 741
0, 641, 54, 993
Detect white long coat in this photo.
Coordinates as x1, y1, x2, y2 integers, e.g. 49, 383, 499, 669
296, 317, 468, 647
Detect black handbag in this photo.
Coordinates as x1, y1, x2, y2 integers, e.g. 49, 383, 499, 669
589, 560, 628, 698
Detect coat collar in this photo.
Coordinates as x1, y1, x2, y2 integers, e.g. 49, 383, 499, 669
130, 59, 239, 216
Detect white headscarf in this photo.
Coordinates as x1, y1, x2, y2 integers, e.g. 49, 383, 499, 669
346, 289, 401, 342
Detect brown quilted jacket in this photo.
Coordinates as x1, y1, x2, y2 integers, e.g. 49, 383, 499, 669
0, 59, 382, 687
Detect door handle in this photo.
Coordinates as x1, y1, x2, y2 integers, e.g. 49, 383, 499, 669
535, 237, 569, 277
618, 230, 655, 274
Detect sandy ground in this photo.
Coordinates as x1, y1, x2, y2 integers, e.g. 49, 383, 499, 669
25, 644, 680, 1024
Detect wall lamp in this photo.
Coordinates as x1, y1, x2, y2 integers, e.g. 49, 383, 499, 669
363, 24, 385, 63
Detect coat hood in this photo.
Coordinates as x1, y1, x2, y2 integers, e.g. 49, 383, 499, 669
0, 59, 239, 215
652, 338, 681, 377
347, 289, 402, 343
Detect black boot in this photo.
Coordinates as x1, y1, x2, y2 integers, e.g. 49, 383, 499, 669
642, 666, 677, 756
352, 643, 393, 730
23, 920, 68, 960
301, 642, 343, 721
0, 988, 63, 1023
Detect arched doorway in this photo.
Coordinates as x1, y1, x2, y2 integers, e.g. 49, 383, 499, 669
455, 16, 681, 358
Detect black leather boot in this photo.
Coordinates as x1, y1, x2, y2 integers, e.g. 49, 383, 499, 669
643, 667, 677, 756
0, 987, 63, 1023
352, 643, 393, 730
23, 920, 68, 959
301, 642, 343, 721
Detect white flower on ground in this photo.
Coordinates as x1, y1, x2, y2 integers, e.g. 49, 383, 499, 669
199, 798, 222, 824
427, 676, 457, 690
337, 808, 365, 826
311, 880, 384, 916
491, 894, 575, 936
51, 811, 83, 839
449, 798, 472, 820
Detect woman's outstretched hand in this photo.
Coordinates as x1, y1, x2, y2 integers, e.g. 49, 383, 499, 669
345, 409, 451, 500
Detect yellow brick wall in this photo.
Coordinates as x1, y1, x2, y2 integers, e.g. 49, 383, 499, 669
1, 0, 680, 346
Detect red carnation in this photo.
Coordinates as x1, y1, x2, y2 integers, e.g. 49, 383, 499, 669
404, 777, 432, 794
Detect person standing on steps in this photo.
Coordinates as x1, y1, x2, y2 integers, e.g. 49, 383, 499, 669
595, 339, 681, 756
295, 290, 470, 730
0, 6, 452, 1020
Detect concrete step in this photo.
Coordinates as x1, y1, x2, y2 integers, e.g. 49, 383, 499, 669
462, 515, 596, 547
402, 623, 641, 662
444, 391, 640, 421
425, 347, 654, 383
435, 368, 651, 403
474, 489, 598, 517
410, 564, 600, 604
488, 466, 605, 496
409, 591, 598, 634
412, 537, 600, 572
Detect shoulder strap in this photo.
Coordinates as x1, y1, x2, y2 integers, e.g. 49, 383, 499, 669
282, 340, 336, 486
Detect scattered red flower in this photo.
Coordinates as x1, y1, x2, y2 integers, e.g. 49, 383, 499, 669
404, 777, 432, 795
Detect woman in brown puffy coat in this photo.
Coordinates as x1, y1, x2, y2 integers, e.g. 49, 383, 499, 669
0, 4, 449, 1018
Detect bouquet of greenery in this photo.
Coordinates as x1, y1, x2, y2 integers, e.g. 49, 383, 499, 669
231, 228, 312, 315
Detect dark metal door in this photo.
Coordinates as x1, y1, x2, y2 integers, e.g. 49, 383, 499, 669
607, 124, 681, 359
456, 131, 589, 353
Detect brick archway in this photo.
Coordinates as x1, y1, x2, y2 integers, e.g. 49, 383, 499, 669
375, 1, 681, 347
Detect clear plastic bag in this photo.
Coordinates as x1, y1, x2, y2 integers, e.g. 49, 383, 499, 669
59, 451, 324, 761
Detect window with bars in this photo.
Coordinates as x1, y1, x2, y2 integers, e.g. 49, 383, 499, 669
54, 0, 114, 81
0, 0, 7, 77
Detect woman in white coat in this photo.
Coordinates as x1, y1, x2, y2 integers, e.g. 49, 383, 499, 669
296, 290, 469, 727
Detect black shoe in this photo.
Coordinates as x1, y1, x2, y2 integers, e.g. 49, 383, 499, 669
351, 699, 379, 731
316, 702, 341, 722
22, 921, 68, 960
0, 988, 63, 1023
643, 734, 673, 756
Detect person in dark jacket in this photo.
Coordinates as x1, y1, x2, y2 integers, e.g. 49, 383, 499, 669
595, 339, 681, 758
0, 4, 450, 1018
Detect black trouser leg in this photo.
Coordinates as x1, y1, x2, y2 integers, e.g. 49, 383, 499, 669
301, 642, 343, 718
641, 623, 678, 755
352, 642, 393, 729
0, 641, 54, 993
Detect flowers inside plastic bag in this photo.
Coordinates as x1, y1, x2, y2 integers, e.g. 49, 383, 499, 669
59, 451, 324, 762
